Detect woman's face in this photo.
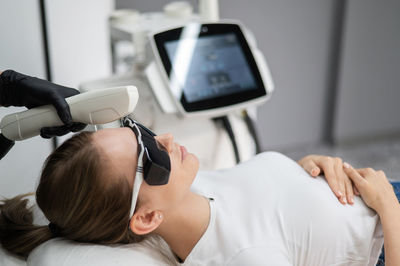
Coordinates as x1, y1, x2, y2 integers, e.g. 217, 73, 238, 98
92, 127, 199, 213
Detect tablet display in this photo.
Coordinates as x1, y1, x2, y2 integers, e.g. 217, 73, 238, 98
153, 23, 266, 112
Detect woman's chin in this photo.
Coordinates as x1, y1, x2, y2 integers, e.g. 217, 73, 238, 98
186, 154, 200, 181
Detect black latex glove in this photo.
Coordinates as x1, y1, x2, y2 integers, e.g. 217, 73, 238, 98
0, 70, 86, 138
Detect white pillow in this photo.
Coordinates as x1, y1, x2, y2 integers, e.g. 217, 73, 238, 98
26, 197, 173, 266
0, 245, 26, 266
27, 238, 171, 266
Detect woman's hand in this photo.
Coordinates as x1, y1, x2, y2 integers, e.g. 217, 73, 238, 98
344, 165, 398, 213
298, 155, 357, 205
344, 166, 400, 266
0, 70, 86, 138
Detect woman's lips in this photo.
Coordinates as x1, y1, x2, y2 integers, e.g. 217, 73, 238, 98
180, 145, 187, 161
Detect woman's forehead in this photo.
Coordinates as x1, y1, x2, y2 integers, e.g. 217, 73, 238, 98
92, 127, 139, 177
93, 127, 137, 144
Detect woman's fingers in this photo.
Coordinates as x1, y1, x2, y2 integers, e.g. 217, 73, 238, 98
343, 166, 397, 212
299, 159, 321, 177
344, 162, 360, 197
320, 159, 343, 200
344, 178, 355, 204
343, 166, 367, 189
353, 185, 360, 196
333, 157, 348, 204
336, 160, 354, 204
357, 168, 378, 178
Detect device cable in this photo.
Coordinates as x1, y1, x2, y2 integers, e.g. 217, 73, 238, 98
39, 0, 58, 150
213, 116, 240, 164
242, 110, 262, 154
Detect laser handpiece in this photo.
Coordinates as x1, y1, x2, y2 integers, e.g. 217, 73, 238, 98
0, 86, 139, 159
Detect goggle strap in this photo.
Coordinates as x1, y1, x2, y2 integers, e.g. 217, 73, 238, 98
129, 152, 144, 218
129, 124, 145, 218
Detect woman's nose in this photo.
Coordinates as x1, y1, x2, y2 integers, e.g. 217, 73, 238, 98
155, 133, 174, 153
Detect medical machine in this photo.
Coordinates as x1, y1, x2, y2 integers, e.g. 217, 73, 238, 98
83, 0, 275, 169
0, 86, 139, 159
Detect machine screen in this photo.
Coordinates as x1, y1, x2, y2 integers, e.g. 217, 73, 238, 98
154, 23, 266, 112
164, 33, 257, 103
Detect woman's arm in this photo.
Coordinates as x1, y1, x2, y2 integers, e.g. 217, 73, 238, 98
344, 166, 400, 266
379, 199, 400, 266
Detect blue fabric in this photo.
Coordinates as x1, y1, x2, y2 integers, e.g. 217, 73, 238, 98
393, 181, 400, 201
376, 181, 400, 266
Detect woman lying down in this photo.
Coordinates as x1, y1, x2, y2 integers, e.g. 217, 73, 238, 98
1, 117, 399, 266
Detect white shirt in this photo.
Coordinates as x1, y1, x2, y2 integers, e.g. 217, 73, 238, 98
182, 152, 383, 266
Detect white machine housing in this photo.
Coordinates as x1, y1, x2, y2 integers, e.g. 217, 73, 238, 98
109, 2, 274, 118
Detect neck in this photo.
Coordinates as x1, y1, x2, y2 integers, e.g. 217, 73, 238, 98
155, 192, 210, 261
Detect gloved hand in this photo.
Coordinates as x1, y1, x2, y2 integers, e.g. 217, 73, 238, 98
0, 70, 86, 138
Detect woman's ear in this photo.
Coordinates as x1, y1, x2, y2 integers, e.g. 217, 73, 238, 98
129, 208, 163, 235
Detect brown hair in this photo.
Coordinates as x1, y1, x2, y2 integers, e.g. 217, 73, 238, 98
0, 131, 142, 259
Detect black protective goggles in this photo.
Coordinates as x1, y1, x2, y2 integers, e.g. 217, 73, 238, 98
123, 117, 171, 186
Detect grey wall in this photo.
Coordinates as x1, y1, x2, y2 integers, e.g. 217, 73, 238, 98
46, 0, 114, 88
117, 0, 337, 150
333, 0, 400, 143
0, 1, 52, 198
219, 0, 337, 150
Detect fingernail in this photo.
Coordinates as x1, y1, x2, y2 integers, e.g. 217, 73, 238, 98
349, 197, 354, 204
337, 190, 342, 197
342, 196, 347, 204
311, 167, 319, 175
343, 162, 350, 169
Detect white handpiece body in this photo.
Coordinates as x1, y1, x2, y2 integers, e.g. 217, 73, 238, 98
0, 86, 139, 141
